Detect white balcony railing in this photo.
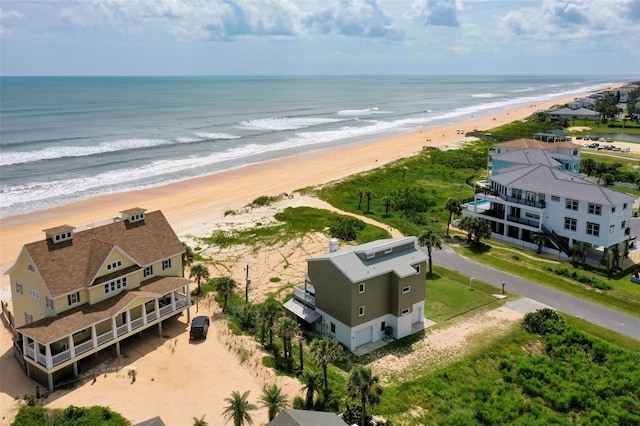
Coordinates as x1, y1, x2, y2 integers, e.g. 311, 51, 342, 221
130, 317, 144, 330
146, 311, 158, 322
97, 330, 114, 345
116, 324, 128, 336
75, 340, 94, 356
159, 305, 172, 317
52, 350, 71, 366
25, 345, 35, 360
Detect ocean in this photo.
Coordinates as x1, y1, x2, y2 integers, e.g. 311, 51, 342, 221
0, 75, 619, 219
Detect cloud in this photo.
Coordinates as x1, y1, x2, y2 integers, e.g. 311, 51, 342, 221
0, 7, 24, 21
500, 10, 537, 37
545, 0, 588, 25
305, 0, 401, 39
412, 0, 459, 27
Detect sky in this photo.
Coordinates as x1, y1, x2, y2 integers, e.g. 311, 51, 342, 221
1, 0, 639, 76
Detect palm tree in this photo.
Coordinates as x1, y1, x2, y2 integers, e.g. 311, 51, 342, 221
364, 190, 376, 214
356, 189, 366, 210
418, 229, 443, 274
299, 368, 323, 408
182, 242, 195, 271
259, 384, 289, 421
347, 366, 383, 426
531, 231, 547, 255
223, 390, 256, 426
443, 198, 462, 236
380, 196, 393, 217
275, 316, 298, 372
215, 276, 238, 313
193, 415, 208, 426
309, 335, 343, 400
259, 297, 281, 346
189, 264, 210, 295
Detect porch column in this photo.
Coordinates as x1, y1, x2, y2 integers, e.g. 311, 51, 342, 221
170, 292, 176, 312
45, 344, 53, 369
91, 325, 98, 348
21, 335, 27, 357
73, 362, 78, 376
111, 317, 118, 339
141, 303, 147, 325
68, 335, 76, 358
115, 341, 121, 357
157, 321, 163, 338
186, 284, 191, 306
125, 310, 132, 333
154, 298, 160, 321
48, 373, 53, 392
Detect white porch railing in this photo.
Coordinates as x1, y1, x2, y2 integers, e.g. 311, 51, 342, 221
75, 340, 93, 356
146, 311, 158, 322
97, 330, 114, 345
25, 345, 35, 360
130, 317, 144, 330
159, 305, 172, 317
116, 324, 128, 336
52, 350, 71, 366
36, 352, 46, 366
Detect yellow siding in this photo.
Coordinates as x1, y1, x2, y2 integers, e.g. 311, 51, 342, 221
10, 251, 50, 328
53, 289, 87, 315
98, 248, 136, 277
95, 319, 112, 336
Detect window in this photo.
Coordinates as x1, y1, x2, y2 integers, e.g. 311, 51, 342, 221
402, 286, 411, 294
15, 282, 23, 295
380, 321, 386, 331
162, 259, 171, 270
612, 207, 616, 214
588, 203, 602, 215
551, 195, 560, 202
525, 212, 540, 220
330, 322, 335, 333
401, 308, 410, 316
564, 217, 577, 231
622, 220, 626, 229
384, 248, 393, 254
27, 264, 35, 272
366, 253, 375, 259
107, 260, 122, 271
511, 188, 522, 199
46, 297, 53, 309
610, 225, 615, 234
28, 288, 40, 300
54, 231, 72, 242
414, 265, 421, 274
131, 212, 144, 221
358, 305, 365, 317
586, 222, 600, 237
104, 277, 127, 295
68, 291, 80, 306
358, 283, 365, 294
143, 265, 153, 277
566, 199, 578, 210
24, 313, 33, 325
624, 203, 628, 209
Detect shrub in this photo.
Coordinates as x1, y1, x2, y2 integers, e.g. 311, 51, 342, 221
522, 309, 565, 335
329, 216, 365, 241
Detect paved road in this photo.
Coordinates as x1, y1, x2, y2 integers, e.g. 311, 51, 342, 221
430, 245, 640, 341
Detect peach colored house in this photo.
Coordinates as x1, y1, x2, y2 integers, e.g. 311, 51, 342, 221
5, 208, 191, 390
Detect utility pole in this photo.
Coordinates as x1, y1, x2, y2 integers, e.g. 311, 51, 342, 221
245, 265, 251, 304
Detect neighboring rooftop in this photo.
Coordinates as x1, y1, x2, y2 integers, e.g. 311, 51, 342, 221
269, 409, 348, 426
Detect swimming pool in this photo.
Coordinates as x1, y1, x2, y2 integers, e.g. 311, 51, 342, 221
466, 199, 491, 209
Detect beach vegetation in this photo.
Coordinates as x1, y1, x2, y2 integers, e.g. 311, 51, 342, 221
443, 197, 462, 236
376, 312, 640, 425
222, 390, 257, 426
12, 405, 130, 426
346, 366, 383, 426
249, 194, 282, 208
457, 216, 492, 245
189, 264, 210, 295
299, 368, 323, 409
214, 276, 238, 313
310, 335, 344, 401
193, 415, 208, 426
417, 228, 443, 274
259, 384, 289, 421
328, 216, 366, 241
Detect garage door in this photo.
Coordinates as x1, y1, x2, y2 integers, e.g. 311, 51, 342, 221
354, 326, 372, 348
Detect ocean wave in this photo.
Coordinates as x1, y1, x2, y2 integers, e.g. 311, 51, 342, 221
238, 116, 343, 131
510, 87, 535, 93
337, 107, 393, 116
193, 132, 241, 140
0, 138, 171, 166
471, 93, 501, 98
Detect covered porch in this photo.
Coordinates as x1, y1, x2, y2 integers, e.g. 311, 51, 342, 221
17, 277, 191, 391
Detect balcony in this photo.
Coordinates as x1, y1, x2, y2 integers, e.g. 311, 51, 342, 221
477, 191, 546, 209
293, 285, 315, 308
506, 215, 540, 229
23, 293, 190, 371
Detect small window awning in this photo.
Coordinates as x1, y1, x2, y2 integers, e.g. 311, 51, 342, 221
283, 299, 321, 324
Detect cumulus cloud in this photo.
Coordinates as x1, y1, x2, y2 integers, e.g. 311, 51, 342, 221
545, 0, 588, 25
500, 10, 537, 37
0, 7, 24, 21
412, 0, 459, 27
305, 0, 401, 39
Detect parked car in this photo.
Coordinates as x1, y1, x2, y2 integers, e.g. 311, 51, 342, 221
576, 136, 583, 140
190, 316, 210, 340
606, 138, 614, 143
623, 147, 631, 153
589, 143, 599, 148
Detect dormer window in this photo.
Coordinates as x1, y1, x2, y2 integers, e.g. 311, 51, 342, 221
120, 207, 147, 223
130, 212, 144, 222
107, 260, 122, 271
44, 225, 75, 244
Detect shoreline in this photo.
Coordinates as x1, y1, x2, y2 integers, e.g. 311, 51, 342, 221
0, 86, 625, 286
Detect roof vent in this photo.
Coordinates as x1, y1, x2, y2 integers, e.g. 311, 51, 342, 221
329, 238, 339, 253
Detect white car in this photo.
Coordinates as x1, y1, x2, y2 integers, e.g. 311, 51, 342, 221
622, 147, 631, 153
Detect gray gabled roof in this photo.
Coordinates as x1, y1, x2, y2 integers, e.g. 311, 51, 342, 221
549, 107, 598, 117
491, 164, 637, 206
494, 149, 562, 168
307, 237, 427, 283
269, 409, 348, 426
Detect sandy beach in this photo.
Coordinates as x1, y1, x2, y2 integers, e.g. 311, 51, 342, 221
0, 86, 633, 424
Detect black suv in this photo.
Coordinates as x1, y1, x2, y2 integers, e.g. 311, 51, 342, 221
190, 316, 210, 340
